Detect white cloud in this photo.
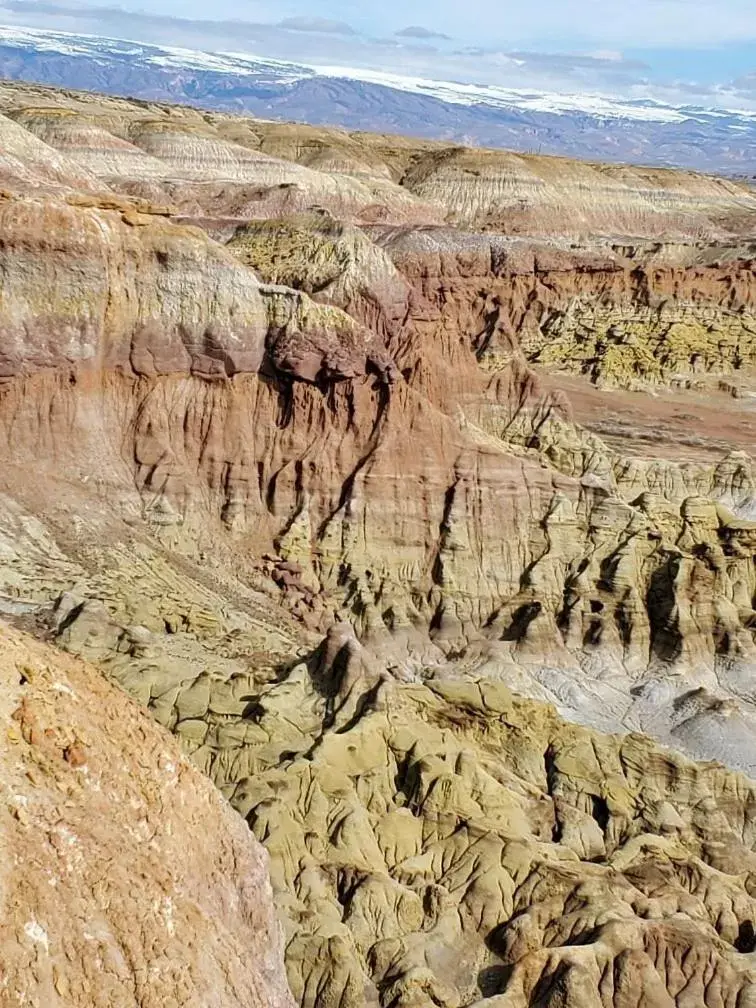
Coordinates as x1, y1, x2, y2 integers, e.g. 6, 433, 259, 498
584, 50, 625, 63
9, 0, 756, 48
278, 16, 356, 35
288, 0, 756, 49
395, 25, 451, 40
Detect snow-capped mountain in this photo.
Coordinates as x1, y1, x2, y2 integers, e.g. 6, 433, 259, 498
0, 24, 754, 174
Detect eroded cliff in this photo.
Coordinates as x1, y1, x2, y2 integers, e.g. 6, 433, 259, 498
0, 80, 755, 1008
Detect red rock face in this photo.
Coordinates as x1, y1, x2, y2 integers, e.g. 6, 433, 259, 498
0, 196, 753, 691
0, 102, 754, 770
2, 83, 756, 1008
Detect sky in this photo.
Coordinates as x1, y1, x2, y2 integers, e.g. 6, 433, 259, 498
1, 0, 756, 109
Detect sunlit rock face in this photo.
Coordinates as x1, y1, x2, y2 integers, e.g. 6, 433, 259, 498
0, 620, 294, 1008
0, 80, 755, 1008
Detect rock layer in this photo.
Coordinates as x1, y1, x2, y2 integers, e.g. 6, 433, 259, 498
0, 80, 755, 1008
0, 138, 753, 761
48, 610, 756, 1008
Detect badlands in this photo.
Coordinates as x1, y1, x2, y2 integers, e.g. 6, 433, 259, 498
0, 76, 756, 1007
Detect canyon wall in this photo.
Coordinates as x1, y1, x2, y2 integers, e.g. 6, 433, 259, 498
0, 81, 755, 1008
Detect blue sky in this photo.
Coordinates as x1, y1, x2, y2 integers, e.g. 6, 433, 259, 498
2, 0, 756, 107
141, 0, 756, 52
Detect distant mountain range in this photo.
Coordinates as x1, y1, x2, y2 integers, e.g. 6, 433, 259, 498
1, 24, 755, 175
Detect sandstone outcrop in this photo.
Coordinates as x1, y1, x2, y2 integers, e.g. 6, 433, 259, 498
398, 147, 756, 238
0, 193, 393, 386
375, 230, 756, 389
228, 210, 413, 340
1, 78, 755, 238
0, 619, 294, 1008
0, 106, 102, 193
0, 105, 752, 760
0, 80, 754, 1008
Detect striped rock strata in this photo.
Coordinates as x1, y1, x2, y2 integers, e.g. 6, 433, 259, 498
0, 83, 755, 1008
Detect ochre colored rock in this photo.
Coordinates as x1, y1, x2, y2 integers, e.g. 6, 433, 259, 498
0, 620, 294, 1008
0, 81, 754, 1008
76, 628, 756, 1008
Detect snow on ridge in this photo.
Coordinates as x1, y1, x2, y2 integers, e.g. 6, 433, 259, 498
308, 64, 690, 124
0, 24, 310, 77
0, 24, 318, 82
146, 45, 313, 78
0, 23, 754, 128
0, 23, 148, 57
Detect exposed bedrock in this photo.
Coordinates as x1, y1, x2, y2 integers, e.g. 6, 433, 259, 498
3, 104, 444, 227
1, 86, 756, 1008
47, 610, 756, 1008
372, 228, 756, 389
397, 146, 756, 238
0, 619, 294, 1008
0, 194, 754, 766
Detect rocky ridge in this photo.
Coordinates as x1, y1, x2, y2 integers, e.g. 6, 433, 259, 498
41, 599, 756, 1008
0, 80, 755, 1008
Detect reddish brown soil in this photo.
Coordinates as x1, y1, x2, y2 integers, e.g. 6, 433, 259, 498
546, 371, 756, 464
